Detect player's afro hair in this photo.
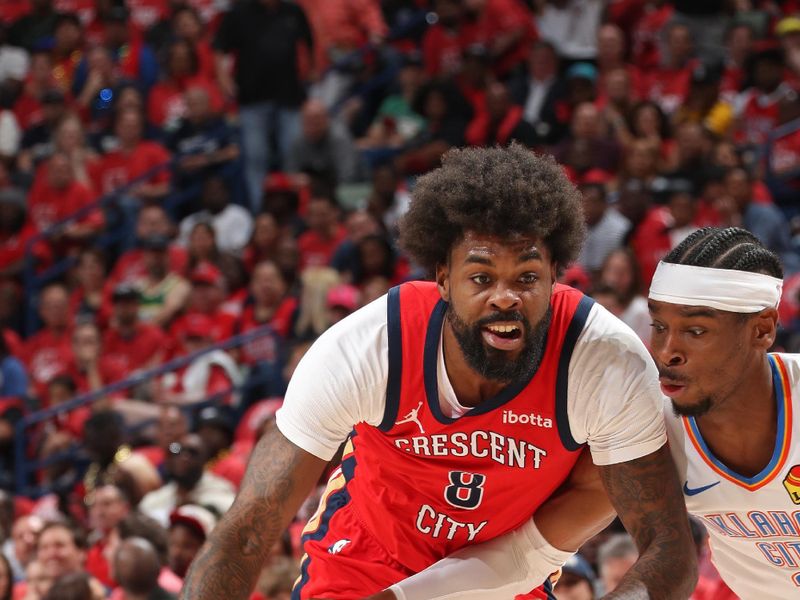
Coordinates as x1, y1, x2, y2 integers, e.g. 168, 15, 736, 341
663, 226, 783, 279
399, 144, 585, 275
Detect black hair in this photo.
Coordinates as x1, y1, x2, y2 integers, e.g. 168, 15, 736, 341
663, 227, 783, 279
399, 144, 585, 275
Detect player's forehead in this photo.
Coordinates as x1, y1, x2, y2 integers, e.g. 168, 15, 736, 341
450, 232, 552, 265
647, 299, 727, 320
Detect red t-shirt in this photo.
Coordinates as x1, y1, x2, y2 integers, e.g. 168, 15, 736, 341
27, 176, 101, 234
422, 24, 469, 78
644, 62, 695, 116
460, 0, 536, 76
91, 141, 171, 196
108, 245, 188, 287
0, 221, 51, 271
147, 75, 224, 128
127, 0, 170, 31
20, 328, 73, 388
85, 538, 114, 588
103, 322, 167, 375
233, 296, 297, 364
168, 308, 237, 354
297, 226, 347, 271
631, 4, 674, 70
0, 0, 31, 23
769, 128, 800, 176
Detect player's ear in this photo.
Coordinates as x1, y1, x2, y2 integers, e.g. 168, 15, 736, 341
436, 263, 450, 302
751, 307, 778, 350
550, 261, 558, 287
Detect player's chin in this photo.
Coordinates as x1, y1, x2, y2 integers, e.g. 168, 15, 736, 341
670, 394, 713, 418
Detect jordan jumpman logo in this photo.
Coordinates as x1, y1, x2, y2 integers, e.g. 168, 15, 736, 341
396, 401, 425, 434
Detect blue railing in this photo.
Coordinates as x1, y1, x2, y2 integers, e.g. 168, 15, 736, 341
13, 324, 279, 497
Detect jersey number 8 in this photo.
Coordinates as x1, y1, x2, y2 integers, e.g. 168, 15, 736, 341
444, 471, 486, 510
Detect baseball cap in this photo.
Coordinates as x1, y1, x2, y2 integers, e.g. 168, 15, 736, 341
777, 17, 800, 37
169, 504, 217, 541
565, 62, 598, 83
139, 234, 170, 251
111, 283, 141, 302
196, 405, 235, 436
561, 553, 596, 584
183, 314, 213, 339
190, 261, 224, 287
327, 284, 360, 312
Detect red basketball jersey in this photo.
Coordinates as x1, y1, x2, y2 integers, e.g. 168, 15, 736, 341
343, 281, 593, 573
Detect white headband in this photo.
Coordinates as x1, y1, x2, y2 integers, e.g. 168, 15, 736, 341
648, 261, 783, 313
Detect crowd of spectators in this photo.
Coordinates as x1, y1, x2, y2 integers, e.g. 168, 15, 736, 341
1, 0, 800, 598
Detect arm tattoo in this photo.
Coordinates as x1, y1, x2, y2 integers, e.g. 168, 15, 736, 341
181, 422, 323, 599
599, 445, 698, 600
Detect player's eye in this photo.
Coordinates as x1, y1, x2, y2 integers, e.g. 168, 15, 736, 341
518, 273, 538, 285
650, 323, 665, 334
471, 274, 491, 285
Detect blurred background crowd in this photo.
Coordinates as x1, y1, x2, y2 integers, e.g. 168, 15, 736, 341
0, 0, 799, 598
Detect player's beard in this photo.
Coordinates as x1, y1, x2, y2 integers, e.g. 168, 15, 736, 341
671, 396, 713, 418
446, 304, 551, 384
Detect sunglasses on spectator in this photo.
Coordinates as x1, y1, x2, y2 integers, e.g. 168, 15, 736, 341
169, 442, 202, 458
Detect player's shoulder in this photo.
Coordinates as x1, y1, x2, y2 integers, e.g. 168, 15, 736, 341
771, 352, 800, 395
300, 293, 389, 369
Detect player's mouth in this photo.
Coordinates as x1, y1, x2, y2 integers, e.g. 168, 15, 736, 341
659, 378, 687, 397
481, 322, 523, 351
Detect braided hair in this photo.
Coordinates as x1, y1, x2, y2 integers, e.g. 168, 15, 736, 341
662, 227, 783, 279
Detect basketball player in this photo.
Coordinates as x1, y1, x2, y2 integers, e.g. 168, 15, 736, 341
181, 146, 696, 599
385, 227, 792, 600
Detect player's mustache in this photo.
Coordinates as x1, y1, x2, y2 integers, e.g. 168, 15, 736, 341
476, 312, 527, 327
657, 366, 689, 383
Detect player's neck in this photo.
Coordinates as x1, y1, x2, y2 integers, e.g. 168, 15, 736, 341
696, 354, 776, 477
441, 323, 507, 407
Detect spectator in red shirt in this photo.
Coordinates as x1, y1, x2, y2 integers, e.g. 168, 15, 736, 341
596, 23, 644, 100
166, 504, 217, 581
50, 13, 84, 95
234, 260, 297, 355
108, 205, 187, 291
171, 6, 216, 80
20, 283, 73, 393
297, 193, 347, 271
168, 261, 236, 354
147, 39, 223, 131
465, 81, 538, 147
51, 114, 99, 191
12, 51, 59, 132
103, 284, 166, 377
184, 221, 246, 293
0, 188, 49, 281
92, 108, 171, 201
461, 0, 536, 78
241, 213, 282, 275
160, 314, 241, 406
28, 152, 100, 236
64, 320, 127, 400
85, 484, 131, 588
422, 0, 469, 78
644, 21, 696, 116
736, 46, 796, 147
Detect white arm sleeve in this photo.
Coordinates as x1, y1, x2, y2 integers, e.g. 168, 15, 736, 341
387, 520, 572, 600
275, 296, 389, 460
567, 303, 667, 465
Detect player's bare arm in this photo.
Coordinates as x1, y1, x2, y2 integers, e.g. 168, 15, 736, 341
180, 422, 328, 600
599, 445, 697, 599
535, 446, 616, 551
